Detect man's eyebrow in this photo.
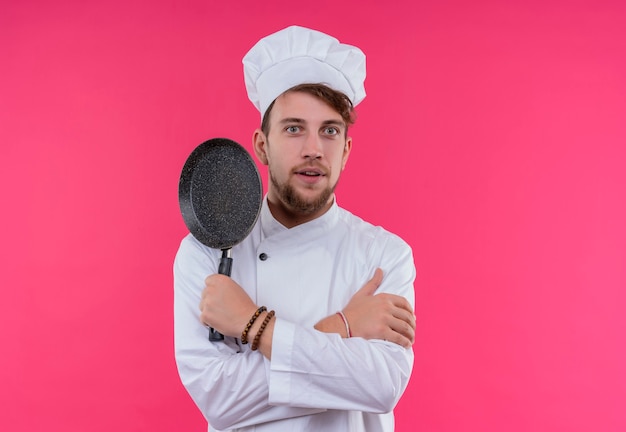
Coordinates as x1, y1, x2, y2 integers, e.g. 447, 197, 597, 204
321, 119, 345, 128
279, 117, 306, 125
278, 118, 346, 130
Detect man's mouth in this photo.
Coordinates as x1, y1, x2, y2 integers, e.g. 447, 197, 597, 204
295, 168, 325, 177
298, 171, 322, 176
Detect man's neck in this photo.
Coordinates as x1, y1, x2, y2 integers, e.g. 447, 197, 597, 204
266, 196, 334, 229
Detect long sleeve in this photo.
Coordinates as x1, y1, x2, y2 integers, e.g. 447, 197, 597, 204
267, 232, 415, 412
174, 235, 324, 431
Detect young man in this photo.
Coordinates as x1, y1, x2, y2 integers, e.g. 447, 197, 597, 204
174, 26, 416, 431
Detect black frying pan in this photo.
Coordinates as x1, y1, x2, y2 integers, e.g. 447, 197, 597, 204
179, 138, 263, 341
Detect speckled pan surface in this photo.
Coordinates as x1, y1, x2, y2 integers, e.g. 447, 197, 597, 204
179, 138, 262, 250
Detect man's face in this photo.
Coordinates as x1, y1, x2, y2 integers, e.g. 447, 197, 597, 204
253, 91, 352, 224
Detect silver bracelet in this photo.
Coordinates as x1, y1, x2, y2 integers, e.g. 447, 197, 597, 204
336, 311, 351, 338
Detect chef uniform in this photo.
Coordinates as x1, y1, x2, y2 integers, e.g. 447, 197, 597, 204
174, 26, 416, 432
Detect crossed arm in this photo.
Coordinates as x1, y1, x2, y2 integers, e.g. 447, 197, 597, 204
200, 267, 416, 360
174, 234, 416, 430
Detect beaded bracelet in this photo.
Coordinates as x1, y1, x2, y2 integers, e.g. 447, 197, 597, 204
241, 306, 267, 344
251, 310, 275, 351
336, 311, 352, 338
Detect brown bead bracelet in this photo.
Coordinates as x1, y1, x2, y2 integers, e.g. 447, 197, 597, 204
251, 310, 275, 351
241, 306, 267, 344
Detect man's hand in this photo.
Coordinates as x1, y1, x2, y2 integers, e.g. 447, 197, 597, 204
319, 268, 416, 348
199, 274, 258, 338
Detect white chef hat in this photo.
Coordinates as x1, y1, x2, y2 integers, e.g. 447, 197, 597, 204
243, 25, 366, 118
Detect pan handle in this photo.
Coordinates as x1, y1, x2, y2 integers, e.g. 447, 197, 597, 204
218, 248, 233, 276
208, 249, 233, 341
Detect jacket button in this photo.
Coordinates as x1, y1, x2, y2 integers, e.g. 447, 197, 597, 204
259, 253, 268, 261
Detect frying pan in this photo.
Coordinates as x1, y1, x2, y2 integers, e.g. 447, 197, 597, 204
179, 138, 263, 341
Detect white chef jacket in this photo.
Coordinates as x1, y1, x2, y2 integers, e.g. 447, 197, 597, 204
174, 197, 416, 432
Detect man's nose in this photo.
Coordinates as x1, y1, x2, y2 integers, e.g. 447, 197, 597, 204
301, 133, 323, 159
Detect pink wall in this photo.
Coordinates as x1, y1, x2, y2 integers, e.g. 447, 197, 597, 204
2, 1, 625, 431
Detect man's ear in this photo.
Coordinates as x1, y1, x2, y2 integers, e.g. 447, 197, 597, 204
253, 129, 269, 165
341, 136, 352, 171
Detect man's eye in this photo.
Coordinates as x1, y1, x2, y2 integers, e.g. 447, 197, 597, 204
324, 127, 339, 135
286, 126, 300, 133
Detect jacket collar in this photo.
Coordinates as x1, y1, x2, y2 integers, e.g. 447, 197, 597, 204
260, 195, 339, 240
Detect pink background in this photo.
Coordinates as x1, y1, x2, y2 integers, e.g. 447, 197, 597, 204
2, 1, 625, 431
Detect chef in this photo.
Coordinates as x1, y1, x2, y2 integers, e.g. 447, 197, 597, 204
174, 25, 417, 432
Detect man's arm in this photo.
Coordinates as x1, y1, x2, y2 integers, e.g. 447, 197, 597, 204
175, 236, 325, 431
200, 235, 416, 414
201, 268, 416, 360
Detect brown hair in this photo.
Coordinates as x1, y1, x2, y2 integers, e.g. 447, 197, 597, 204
261, 83, 356, 136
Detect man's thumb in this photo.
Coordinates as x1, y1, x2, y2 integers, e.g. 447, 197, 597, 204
357, 268, 384, 296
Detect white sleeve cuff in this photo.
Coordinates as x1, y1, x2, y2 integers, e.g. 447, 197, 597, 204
268, 317, 296, 405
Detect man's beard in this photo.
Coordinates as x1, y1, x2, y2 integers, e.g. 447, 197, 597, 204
269, 170, 337, 215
